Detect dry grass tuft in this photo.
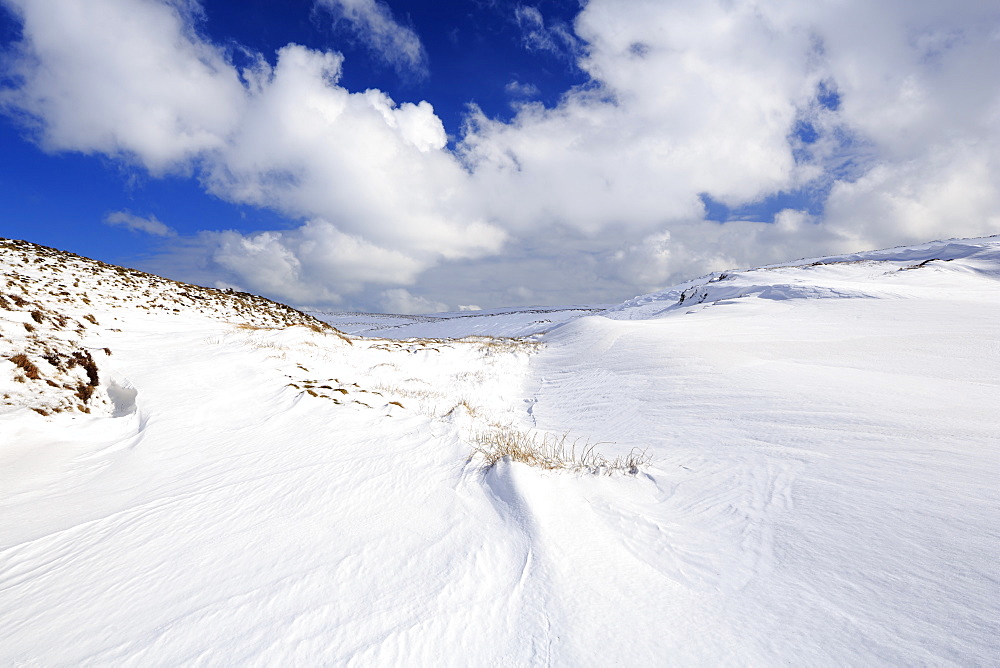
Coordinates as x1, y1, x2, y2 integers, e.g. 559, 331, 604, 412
75, 383, 95, 402
66, 350, 99, 386
470, 426, 649, 475
462, 335, 541, 356
9, 353, 40, 380
443, 398, 480, 419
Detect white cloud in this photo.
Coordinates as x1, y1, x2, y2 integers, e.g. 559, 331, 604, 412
379, 288, 447, 315
104, 211, 175, 237
463, 0, 815, 236
314, 0, 426, 76
201, 44, 505, 270
190, 219, 431, 306
450, 0, 1000, 297
1, 0, 998, 311
0, 0, 244, 174
505, 80, 540, 99
823, 141, 1000, 250
514, 5, 580, 61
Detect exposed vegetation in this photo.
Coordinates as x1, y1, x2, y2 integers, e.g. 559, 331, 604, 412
0, 237, 349, 334
470, 425, 649, 475
9, 353, 40, 380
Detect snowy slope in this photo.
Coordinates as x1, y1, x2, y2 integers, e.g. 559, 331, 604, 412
523, 236, 1000, 663
311, 305, 608, 339
2, 236, 998, 665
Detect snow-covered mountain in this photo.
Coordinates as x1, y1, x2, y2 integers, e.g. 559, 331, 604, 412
2, 235, 998, 665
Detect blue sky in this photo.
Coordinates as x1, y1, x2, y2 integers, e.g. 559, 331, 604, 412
1, 0, 998, 312
0, 0, 587, 264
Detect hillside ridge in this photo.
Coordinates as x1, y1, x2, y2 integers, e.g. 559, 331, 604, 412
1, 237, 347, 417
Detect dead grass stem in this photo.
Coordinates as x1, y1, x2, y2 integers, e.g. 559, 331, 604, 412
470, 425, 649, 475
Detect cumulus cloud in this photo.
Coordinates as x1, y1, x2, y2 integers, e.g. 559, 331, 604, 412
1, 0, 998, 310
0, 0, 504, 307
454, 0, 1000, 293
104, 211, 176, 237
168, 219, 436, 306
315, 0, 427, 77
202, 44, 503, 265
0, 0, 244, 174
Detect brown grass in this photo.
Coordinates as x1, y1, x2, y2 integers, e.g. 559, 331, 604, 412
75, 383, 95, 402
70, 350, 99, 387
463, 335, 542, 356
9, 353, 40, 380
470, 426, 649, 475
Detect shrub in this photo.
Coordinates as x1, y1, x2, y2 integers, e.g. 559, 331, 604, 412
470, 426, 649, 475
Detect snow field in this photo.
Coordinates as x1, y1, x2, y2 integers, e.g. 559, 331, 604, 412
312, 307, 608, 339
2, 280, 561, 663
1, 235, 999, 664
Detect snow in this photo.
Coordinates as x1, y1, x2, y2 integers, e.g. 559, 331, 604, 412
2, 235, 998, 664
310, 305, 609, 339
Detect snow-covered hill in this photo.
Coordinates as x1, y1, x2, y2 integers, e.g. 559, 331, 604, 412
310, 305, 609, 338
1, 235, 998, 665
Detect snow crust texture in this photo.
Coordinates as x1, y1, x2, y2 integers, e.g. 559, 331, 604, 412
2, 235, 999, 665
